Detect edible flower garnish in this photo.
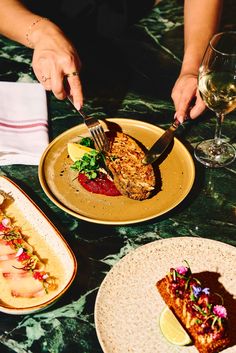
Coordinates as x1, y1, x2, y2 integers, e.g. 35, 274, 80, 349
213, 305, 227, 319
191, 285, 210, 300
210, 305, 228, 328
202, 287, 210, 295
169, 261, 228, 332
176, 265, 188, 275
192, 285, 202, 298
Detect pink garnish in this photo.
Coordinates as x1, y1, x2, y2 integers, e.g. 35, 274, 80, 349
33, 271, 48, 281
213, 305, 227, 318
176, 266, 188, 275
18, 251, 30, 262
15, 247, 24, 257
2, 218, 10, 227
0, 224, 6, 231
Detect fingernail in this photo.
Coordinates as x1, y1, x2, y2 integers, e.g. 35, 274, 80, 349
74, 101, 81, 110
178, 115, 184, 123
174, 113, 184, 123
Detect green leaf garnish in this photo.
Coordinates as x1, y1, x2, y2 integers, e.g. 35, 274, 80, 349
70, 150, 105, 179
211, 316, 219, 328
184, 260, 192, 273
195, 319, 202, 324
192, 304, 207, 316
79, 137, 95, 148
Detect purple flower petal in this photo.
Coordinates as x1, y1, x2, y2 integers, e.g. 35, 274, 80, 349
202, 287, 210, 295
192, 285, 202, 298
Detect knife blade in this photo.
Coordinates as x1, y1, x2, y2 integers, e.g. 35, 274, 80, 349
143, 119, 181, 164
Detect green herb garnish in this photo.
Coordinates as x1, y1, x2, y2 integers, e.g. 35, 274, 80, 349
71, 150, 105, 179
192, 304, 207, 316
79, 137, 95, 148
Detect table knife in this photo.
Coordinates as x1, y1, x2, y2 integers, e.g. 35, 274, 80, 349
143, 119, 181, 164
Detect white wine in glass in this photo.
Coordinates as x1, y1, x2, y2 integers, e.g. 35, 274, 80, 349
194, 31, 236, 167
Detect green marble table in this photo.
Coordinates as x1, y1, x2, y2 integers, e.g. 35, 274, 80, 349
0, 1, 235, 352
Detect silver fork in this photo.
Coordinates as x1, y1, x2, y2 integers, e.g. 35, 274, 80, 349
67, 97, 109, 152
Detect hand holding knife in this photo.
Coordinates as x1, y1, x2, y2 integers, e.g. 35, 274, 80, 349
143, 117, 190, 165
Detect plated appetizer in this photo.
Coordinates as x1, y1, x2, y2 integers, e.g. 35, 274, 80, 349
0, 191, 56, 299
68, 132, 156, 200
0, 177, 77, 314
156, 261, 230, 353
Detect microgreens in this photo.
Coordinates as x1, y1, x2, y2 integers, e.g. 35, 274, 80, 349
3, 230, 21, 240
71, 150, 105, 179
192, 304, 207, 316
79, 136, 95, 148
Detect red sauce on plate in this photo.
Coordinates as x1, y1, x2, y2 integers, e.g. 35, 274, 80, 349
78, 173, 121, 196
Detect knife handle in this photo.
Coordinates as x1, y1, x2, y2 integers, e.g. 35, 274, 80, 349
171, 119, 180, 131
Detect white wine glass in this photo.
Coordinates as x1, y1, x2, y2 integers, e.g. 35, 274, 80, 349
194, 31, 236, 167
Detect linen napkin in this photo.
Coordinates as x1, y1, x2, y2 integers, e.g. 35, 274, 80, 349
0, 81, 49, 165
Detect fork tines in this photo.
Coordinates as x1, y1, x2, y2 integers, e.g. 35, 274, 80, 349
67, 96, 109, 153
89, 124, 109, 152
79, 111, 109, 152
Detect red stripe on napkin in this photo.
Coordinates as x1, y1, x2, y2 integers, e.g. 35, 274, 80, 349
0, 122, 48, 129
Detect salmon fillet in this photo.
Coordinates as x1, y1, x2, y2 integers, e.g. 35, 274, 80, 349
156, 264, 230, 353
106, 132, 155, 200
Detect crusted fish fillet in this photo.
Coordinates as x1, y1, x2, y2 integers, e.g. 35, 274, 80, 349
156, 273, 230, 353
106, 132, 155, 200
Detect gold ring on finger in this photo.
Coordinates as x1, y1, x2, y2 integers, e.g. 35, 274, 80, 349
41, 75, 51, 82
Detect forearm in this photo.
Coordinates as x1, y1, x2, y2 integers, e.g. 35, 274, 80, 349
181, 0, 223, 75
0, 0, 61, 48
0, 0, 83, 108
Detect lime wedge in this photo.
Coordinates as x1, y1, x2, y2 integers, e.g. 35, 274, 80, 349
67, 142, 95, 162
159, 306, 192, 346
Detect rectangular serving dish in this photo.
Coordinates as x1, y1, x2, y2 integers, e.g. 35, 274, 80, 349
0, 176, 77, 315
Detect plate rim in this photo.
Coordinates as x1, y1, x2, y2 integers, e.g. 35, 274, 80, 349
38, 118, 195, 225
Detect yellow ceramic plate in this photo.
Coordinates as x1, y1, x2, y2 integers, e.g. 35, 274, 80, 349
38, 118, 195, 225
0, 176, 77, 315
95, 237, 236, 353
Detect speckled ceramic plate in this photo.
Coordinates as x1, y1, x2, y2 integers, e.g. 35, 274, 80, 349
38, 118, 195, 225
95, 237, 236, 353
0, 176, 77, 315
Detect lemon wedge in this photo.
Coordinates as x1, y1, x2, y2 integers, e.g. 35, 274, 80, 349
159, 306, 192, 346
67, 142, 96, 162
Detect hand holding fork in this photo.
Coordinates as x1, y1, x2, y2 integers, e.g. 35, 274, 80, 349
67, 96, 109, 153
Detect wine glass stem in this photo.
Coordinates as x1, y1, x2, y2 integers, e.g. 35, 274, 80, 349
214, 113, 224, 146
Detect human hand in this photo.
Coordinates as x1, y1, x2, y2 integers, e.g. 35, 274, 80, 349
171, 73, 206, 123
31, 22, 83, 109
